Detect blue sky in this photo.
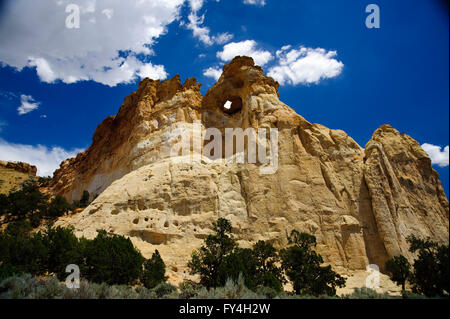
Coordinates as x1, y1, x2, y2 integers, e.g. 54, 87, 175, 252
0, 0, 448, 196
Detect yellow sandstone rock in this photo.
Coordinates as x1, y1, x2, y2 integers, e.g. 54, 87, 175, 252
48, 56, 448, 287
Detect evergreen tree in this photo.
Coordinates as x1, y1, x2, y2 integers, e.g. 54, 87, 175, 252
407, 235, 449, 297
188, 218, 236, 288
46, 195, 71, 218
84, 230, 144, 285
280, 230, 346, 296
385, 255, 411, 290
79, 190, 90, 208
141, 250, 167, 289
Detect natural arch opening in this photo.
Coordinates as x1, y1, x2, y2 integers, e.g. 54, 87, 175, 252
222, 96, 242, 115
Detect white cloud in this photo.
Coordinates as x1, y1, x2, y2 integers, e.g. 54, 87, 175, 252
243, 0, 266, 6
185, 0, 233, 46
421, 143, 449, 167
203, 66, 222, 80
214, 32, 234, 45
137, 62, 168, 80
0, 139, 84, 176
268, 46, 344, 85
0, 0, 185, 86
217, 40, 273, 66
18, 95, 40, 115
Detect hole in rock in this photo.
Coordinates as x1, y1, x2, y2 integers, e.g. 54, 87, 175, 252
164, 221, 169, 228
222, 96, 242, 115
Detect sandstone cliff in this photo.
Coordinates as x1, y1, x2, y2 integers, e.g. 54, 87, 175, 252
50, 56, 448, 284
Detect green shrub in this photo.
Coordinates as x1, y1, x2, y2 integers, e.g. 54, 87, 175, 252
0, 273, 40, 299
3, 181, 48, 220
37, 176, 52, 184
151, 282, 177, 298
342, 287, 392, 299
385, 255, 412, 290
0, 221, 48, 275
40, 226, 83, 280
79, 190, 90, 208
46, 196, 71, 218
280, 230, 346, 296
83, 230, 144, 285
29, 276, 65, 299
196, 274, 262, 299
407, 235, 449, 297
217, 248, 259, 290
188, 218, 236, 289
141, 250, 167, 289
0, 194, 8, 216
0, 263, 22, 281
179, 280, 204, 299
252, 240, 284, 291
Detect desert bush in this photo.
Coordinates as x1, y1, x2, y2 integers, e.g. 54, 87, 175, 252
196, 274, 262, 299
0, 221, 48, 275
0, 263, 22, 281
385, 255, 412, 290
401, 290, 427, 299
280, 230, 346, 296
217, 248, 259, 290
2, 181, 48, 220
46, 195, 71, 218
342, 287, 392, 299
141, 250, 167, 289
40, 225, 83, 280
407, 235, 449, 297
252, 240, 285, 291
0, 273, 40, 299
151, 282, 178, 298
83, 230, 144, 285
255, 285, 281, 299
179, 280, 204, 299
188, 218, 236, 289
37, 176, 52, 184
79, 190, 90, 208
28, 276, 65, 299
61, 280, 97, 299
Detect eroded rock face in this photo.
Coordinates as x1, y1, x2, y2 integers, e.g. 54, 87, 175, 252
47, 75, 203, 202
52, 56, 448, 283
0, 160, 37, 176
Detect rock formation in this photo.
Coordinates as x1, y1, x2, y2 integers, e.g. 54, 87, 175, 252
0, 160, 37, 194
50, 56, 448, 284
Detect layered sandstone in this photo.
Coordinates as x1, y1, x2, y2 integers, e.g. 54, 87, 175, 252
51, 56, 448, 284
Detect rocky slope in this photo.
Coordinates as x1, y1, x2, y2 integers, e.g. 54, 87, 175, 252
0, 160, 37, 194
50, 56, 448, 284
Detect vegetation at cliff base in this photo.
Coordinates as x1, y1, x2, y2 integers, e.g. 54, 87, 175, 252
385, 235, 449, 297
280, 230, 346, 296
141, 250, 167, 289
1, 180, 448, 299
188, 218, 345, 296
0, 180, 71, 226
